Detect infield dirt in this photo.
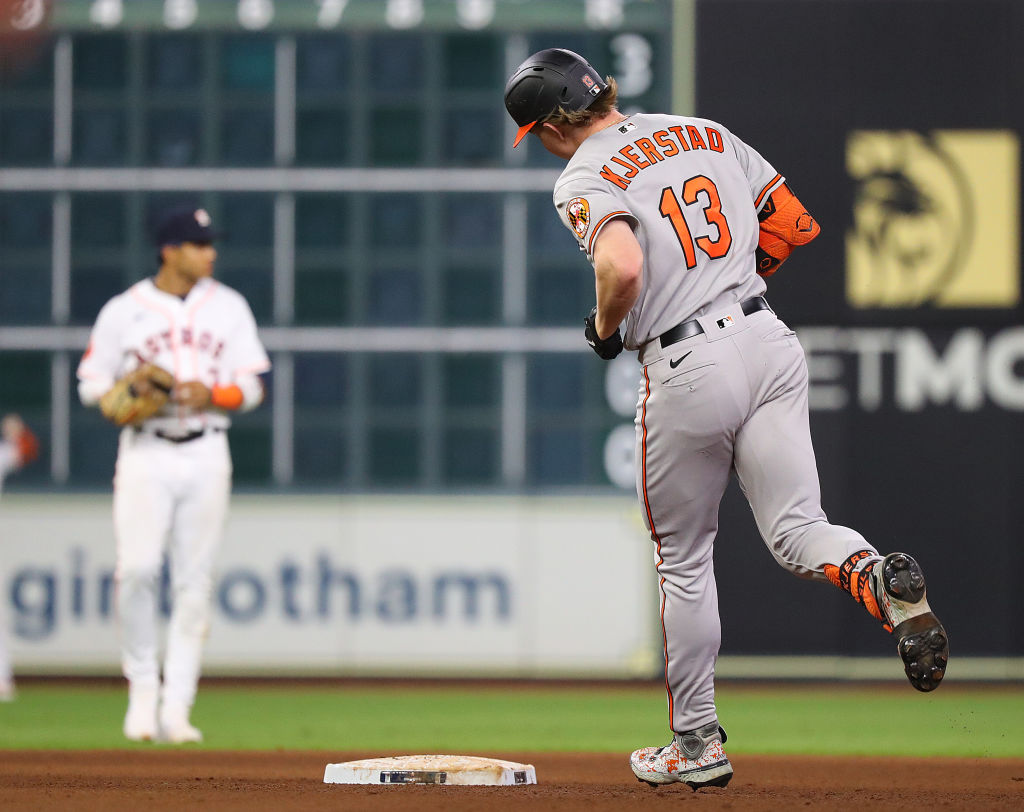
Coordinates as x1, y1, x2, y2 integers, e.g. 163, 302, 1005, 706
2, 750, 1023, 810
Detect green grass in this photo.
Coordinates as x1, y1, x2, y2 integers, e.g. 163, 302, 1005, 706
1, 683, 1022, 757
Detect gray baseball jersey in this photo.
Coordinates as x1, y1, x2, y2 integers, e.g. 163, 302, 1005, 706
554, 114, 785, 349
553, 113, 877, 734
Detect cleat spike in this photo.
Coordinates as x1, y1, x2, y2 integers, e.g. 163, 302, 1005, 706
876, 554, 948, 693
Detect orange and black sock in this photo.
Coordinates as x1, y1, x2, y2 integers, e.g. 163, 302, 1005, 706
824, 550, 890, 632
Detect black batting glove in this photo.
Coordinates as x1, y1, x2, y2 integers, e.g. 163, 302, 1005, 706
584, 306, 624, 360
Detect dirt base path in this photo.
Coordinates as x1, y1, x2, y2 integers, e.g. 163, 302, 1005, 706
3, 750, 1023, 810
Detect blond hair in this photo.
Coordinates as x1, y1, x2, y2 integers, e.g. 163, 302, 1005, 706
543, 76, 619, 128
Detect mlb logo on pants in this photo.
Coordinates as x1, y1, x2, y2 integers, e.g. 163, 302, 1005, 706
716, 315, 735, 329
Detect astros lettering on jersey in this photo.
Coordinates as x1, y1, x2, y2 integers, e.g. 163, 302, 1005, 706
78, 277, 269, 432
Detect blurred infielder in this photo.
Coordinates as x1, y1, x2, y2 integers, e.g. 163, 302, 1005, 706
78, 205, 270, 743
0, 414, 39, 701
505, 49, 948, 789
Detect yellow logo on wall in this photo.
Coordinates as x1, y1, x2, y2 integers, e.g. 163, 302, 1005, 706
846, 130, 1019, 308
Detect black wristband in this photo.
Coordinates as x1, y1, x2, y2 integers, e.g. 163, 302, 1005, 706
584, 307, 624, 360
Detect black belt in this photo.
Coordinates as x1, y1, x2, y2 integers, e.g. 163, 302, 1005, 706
659, 296, 771, 349
137, 428, 221, 444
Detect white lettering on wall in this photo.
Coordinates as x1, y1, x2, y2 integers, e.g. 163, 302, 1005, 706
89, 0, 122, 28
456, 0, 494, 30
316, 0, 349, 28
164, 0, 197, 29
895, 329, 984, 411
985, 328, 1024, 410
386, 0, 423, 28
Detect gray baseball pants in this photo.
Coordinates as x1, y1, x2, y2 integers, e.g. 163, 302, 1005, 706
634, 301, 875, 734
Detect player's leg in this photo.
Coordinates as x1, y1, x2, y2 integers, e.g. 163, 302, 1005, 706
629, 346, 741, 788
732, 318, 876, 579
161, 434, 231, 742
113, 433, 175, 739
0, 440, 18, 482
733, 317, 947, 690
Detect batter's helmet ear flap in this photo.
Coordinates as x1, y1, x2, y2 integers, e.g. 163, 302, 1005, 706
504, 48, 608, 147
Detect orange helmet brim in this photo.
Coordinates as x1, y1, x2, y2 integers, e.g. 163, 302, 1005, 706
512, 120, 537, 148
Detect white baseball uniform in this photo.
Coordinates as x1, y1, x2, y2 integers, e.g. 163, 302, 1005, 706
0, 441, 17, 493
77, 276, 270, 721
553, 113, 878, 733
0, 418, 37, 700
0, 440, 18, 697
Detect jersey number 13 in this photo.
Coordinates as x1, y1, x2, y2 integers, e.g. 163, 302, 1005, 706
659, 175, 733, 269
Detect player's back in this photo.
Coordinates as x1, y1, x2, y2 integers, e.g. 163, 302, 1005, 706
555, 113, 783, 348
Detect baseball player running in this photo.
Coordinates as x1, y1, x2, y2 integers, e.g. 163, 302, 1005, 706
0, 414, 39, 701
77, 205, 271, 743
505, 49, 948, 790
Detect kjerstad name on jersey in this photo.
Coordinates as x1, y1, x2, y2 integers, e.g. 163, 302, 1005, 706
600, 125, 725, 190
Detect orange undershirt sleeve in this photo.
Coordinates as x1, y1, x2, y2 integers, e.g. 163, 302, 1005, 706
755, 183, 821, 276
210, 384, 244, 410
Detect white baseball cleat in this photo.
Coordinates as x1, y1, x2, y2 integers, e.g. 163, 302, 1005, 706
123, 683, 159, 741
0, 680, 16, 702
160, 719, 203, 744
631, 720, 733, 790
159, 708, 203, 744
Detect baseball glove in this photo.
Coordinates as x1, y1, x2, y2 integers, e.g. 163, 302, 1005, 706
584, 306, 624, 360
99, 363, 175, 426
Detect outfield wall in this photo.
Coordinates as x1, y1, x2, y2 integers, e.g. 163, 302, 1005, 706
0, 494, 660, 676
4, 493, 1024, 681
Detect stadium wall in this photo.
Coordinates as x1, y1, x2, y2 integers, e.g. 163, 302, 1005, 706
0, 494, 659, 676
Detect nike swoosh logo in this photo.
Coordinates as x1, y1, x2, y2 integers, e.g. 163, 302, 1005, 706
669, 351, 693, 369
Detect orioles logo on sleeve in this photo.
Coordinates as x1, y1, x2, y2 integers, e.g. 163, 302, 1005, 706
566, 197, 591, 240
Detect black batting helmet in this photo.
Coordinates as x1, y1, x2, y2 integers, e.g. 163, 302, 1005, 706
504, 48, 608, 148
